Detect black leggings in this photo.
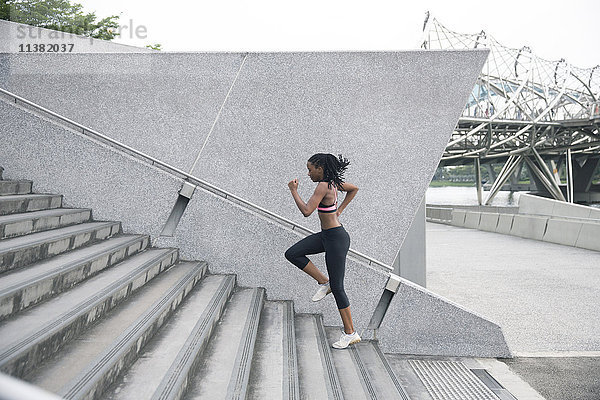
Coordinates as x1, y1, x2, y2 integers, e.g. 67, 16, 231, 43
284, 225, 351, 309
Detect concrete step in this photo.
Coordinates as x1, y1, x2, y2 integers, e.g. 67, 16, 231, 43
246, 300, 300, 399
350, 341, 410, 399
24, 261, 208, 400
0, 180, 33, 196
0, 208, 92, 239
0, 248, 179, 378
105, 274, 235, 400
0, 194, 62, 216
295, 314, 344, 400
325, 326, 410, 400
184, 287, 265, 400
0, 221, 121, 273
0, 234, 149, 320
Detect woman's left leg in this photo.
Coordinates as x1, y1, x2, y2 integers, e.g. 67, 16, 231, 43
284, 232, 328, 284
323, 227, 354, 334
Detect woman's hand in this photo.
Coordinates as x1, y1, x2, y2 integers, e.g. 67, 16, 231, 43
336, 209, 342, 217
288, 179, 299, 191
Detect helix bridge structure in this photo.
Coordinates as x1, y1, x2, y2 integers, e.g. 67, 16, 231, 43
422, 13, 600, 205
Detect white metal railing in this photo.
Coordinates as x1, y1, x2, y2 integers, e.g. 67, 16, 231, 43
0, 372, 64, 400
0, 86, 393, 274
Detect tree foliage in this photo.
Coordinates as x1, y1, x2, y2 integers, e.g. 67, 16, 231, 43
145, 43, 161, 51
0, 0, 120, 40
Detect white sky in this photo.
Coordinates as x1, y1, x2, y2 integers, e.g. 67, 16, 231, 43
77, 0, 600, 68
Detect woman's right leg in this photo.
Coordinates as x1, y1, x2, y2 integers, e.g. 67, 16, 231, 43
284, 232, 328, 283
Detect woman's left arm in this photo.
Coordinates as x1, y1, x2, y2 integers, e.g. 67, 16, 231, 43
288, 180, 327, 217
336, 182, 358, 216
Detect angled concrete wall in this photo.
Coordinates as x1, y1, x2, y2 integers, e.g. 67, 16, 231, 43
0, 50, 489, 266
1, 49, 513, 356
0, 20, 154, 53
0, 98, 510, 356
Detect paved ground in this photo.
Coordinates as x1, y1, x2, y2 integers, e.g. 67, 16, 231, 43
504, 357, 600, 400
426, 222, 600, 399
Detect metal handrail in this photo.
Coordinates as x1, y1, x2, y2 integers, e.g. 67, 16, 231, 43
0, 86, 393, 274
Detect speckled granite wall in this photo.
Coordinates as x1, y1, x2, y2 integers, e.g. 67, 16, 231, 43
0, 50, 488, 267
0, 94, 511, 356
0, 20, 155, 53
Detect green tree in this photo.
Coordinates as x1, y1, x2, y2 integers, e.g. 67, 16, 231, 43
0, 0, 120, 40
145, 43, 161, 51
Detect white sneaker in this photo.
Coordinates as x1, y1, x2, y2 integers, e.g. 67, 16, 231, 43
312, 281, 332, 302
332, 331, 361, 349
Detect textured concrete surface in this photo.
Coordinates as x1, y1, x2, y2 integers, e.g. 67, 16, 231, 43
392, 196, 426, 286
503, 356, 600, 400
496, 213, 515, 234
510, 214, 548, 240
464, 211, 481, 229
0, 100, 181, 238
479, 212, 499, 232
576, 222, 600, 251
451, 209, 466, 226
519, 193, 598, 219
543, 218, 583, 246
427, 222, 600, 353
0, 50, 506, 355
0, 20, 154, 53
0, 49, 488, 264
385, 354, 545, 400
378, 277, 511, 357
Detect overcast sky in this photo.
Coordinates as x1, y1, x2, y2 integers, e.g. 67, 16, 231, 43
77, 0, 600, 68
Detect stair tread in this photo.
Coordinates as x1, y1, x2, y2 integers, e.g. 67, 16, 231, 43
185, 288, 262, 399
0, 221, 118, 253
105, 274, 232, 400
0, 234, 146, 293
26, 262, 203, 394
294, 314, 332, 400
353, 341, 410, 399
0, 208, 90, 224
325, 326, 372, 400
246, 301, 286, 399
0, 193, 60, 201
0, 248, 175, 347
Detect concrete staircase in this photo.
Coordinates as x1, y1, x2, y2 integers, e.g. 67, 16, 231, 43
0, 168, 415, 399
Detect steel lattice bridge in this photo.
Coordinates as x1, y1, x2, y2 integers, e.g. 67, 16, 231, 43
422, 13, 600, 205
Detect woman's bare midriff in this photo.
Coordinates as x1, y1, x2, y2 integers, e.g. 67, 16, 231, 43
319, 212, 342, 230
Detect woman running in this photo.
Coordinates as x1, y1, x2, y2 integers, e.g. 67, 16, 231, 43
285, 153, 360, 349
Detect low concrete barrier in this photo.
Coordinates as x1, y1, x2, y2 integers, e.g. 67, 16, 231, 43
464, 211, 481, 229
426, 207, 439, 220
451, 209, 467, 227
425, 206, 456, 224
575, 222, 600, 251
519, 193, 599, 220
510, 214, 549, 240
496, 214, 515, 234
479, 212, 500, 232
589, 208, 600, 219
543, 219, 583, 247
553, 201, 595, 219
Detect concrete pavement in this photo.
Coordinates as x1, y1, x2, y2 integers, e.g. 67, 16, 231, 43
426, 222, 600, 399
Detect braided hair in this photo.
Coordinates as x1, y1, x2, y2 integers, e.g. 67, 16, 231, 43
308, 153, 350, 191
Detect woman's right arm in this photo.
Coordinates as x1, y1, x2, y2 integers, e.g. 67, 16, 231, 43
337, 182, 358, 216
